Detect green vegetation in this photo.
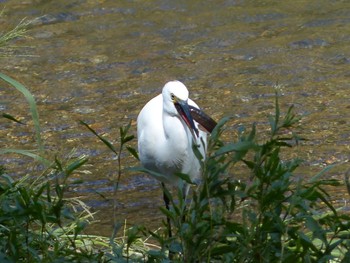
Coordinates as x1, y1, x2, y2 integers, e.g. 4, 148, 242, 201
1, 18, 349, 263
145, 97, 350, 262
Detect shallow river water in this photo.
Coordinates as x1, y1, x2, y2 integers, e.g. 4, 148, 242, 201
1, 0, 350, 236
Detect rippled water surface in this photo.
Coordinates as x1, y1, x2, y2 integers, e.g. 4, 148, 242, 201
1, 0, 350, 236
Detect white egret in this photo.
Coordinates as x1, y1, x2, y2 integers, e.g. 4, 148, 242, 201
137, 80, 216, 236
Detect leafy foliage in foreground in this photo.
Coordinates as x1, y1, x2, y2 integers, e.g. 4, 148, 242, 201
0, 158, 105, 262
139, 95, 350, 262
1, 71, 350, 262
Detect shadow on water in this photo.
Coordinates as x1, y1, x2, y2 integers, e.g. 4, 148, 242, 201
1, 0, 350, 236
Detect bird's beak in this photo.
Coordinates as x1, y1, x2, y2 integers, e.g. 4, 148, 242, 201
174, 99, 199, 139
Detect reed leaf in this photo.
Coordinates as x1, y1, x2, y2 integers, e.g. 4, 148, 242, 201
0, 73, 44, 153
0, 148, 51, 166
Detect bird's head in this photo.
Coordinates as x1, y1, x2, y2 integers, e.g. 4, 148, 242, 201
162, 81, 199, 139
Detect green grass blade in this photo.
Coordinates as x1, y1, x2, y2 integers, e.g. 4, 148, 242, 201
129, 166, 170, 183
214, 141, 258, 157
308, 164, 335, 183
0, 148, 51, 166
79, 120, 119, 156
0, 73, 44, 153
2, 113, 25, 124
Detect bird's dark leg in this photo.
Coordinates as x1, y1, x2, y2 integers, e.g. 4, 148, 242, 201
181, 183, 190, 222
162, 182, 172, 238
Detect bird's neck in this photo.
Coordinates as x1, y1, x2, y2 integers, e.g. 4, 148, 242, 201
162, 113, 191, 146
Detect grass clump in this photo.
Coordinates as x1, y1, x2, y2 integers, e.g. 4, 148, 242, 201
0, 12, 32, 57
0, 158, 104, 262
1, 71, 148, 262
0, 18, 29, 47
0, 73, 108, 262
0, 73, 103, 261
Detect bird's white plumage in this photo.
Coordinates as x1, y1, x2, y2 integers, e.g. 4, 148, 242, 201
137, 81, 207, 186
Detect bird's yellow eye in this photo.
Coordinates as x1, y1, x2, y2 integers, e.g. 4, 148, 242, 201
170, 93, 175, 101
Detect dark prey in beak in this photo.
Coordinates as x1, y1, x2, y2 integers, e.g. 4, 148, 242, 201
189, 105, 217, 134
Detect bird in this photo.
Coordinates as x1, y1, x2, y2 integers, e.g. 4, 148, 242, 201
137, 80, 216, 236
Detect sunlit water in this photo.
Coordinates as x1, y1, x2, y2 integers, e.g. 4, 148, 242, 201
1, 0, 349, 236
